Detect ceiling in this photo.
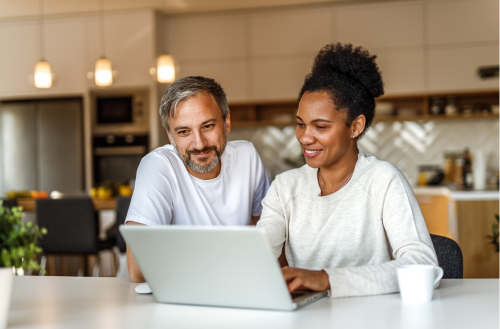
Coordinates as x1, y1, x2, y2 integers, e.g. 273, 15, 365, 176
0, 0, 398, 19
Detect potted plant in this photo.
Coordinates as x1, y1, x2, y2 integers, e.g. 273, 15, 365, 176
0, 202, 46, 329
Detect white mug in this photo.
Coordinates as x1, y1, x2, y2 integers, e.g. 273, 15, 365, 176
397, 265, 444, 303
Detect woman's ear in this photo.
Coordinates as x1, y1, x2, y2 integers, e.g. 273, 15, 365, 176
351, 114, 366, 139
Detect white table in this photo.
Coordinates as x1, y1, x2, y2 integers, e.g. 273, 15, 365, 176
8, 277, 499, 329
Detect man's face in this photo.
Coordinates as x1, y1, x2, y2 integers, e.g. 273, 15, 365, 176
167, 92, 231, 175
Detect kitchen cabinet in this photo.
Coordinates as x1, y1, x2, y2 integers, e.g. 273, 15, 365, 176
457, 200, 499, 279
0, 99, 83, 195
414, 187, 499, 278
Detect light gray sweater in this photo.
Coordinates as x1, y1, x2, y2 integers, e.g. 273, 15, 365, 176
257, 150, 439, 298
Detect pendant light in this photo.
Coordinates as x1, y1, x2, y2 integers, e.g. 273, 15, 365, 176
34, 0, 54, 88
156, 54, 176, 83
151, 17, 176, 83
94, 0, 113, 87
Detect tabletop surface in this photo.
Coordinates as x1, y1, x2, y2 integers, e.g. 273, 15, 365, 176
8, 277, 499, 329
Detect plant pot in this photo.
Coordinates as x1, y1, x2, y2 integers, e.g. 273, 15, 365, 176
0, 267, 13, 329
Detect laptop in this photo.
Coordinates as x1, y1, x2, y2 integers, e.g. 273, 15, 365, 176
119, 225, 327, 311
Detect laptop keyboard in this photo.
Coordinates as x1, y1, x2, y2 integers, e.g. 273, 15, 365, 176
290, 291, 308, 299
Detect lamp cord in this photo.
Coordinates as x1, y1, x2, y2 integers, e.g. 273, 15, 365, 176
39, 0, 45, 60
99, 0, 105, 57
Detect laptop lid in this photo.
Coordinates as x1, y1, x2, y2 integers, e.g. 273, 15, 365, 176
120, 225, 297, 311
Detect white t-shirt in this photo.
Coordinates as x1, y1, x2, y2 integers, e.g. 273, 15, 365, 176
125, 140, 270, 226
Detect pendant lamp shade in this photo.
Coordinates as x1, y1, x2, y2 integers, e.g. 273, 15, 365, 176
34, 60, 53, 88
157, 54, 175, 83
95, 57, 113, 86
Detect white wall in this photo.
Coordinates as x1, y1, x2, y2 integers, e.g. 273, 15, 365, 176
163, 0, 499, 101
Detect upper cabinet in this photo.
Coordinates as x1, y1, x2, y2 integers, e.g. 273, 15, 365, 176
336, 2, 424, 49
250, 8, 332, 57
427, 0, 499, 45
166, 14, 246, 61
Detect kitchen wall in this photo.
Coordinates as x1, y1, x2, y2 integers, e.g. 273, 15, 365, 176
0, 0, 497, 190
162, 0, 499, 183
0, 9, 159, 190
229, 120, 500, 185
162, 0, 499, 101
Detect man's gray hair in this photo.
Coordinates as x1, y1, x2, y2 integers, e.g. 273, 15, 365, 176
159, 76, 229, 131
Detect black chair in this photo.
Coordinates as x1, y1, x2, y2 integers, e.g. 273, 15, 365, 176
36, 198, 116, 276
430, 234, 463, 279
116, 196, 132, 253
0, 198, 18, 209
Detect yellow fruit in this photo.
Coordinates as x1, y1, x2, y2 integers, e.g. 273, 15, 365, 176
119, 185, 132, 197
89, 187, 97, 198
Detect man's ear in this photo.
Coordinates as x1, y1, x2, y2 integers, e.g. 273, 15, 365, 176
225, 113, 231, 135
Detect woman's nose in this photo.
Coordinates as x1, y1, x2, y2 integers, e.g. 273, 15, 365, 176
298, 127, 315, 145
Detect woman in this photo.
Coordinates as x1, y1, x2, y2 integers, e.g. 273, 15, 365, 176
257, 43, 439, 298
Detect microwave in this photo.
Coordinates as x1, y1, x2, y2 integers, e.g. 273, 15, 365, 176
91, 89, 149, 135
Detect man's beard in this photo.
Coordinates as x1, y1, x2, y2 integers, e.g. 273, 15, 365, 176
179, 141, 227, 174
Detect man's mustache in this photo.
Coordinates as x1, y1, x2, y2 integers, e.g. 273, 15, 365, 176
186, 145, 218, 156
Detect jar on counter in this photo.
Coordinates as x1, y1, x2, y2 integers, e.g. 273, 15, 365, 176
445, 97, 458, 116
430, 97, 444, 115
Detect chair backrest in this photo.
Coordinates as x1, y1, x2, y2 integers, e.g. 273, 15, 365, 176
36, 198, 99, 254
430, 234, 463, 279
1, 199, 18, 209
116, 197, 132, 253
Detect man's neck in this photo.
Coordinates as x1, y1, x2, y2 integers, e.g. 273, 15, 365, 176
186, 161, 222, 180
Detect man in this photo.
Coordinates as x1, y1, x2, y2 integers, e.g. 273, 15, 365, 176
125, 76, 270, 282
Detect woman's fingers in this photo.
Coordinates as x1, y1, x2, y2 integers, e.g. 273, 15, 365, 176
287, 277, 303, 292
281, 267, 331, 292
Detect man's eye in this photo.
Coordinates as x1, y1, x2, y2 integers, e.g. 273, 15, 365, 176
178, 130, 188, 135
316, 126, 326, 130
204, 124, 214, 129
296, 123, 305, 128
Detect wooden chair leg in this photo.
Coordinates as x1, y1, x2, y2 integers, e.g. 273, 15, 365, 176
61, 256, 68, 276
48, 255, 56, 276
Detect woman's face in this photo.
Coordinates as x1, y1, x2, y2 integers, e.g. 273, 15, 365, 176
295, 91, 355, 169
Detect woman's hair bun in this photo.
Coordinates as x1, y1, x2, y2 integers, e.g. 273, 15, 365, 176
311, 43, 384, 98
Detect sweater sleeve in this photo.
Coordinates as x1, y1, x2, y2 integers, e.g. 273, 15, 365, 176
324, 167, 440, 298
256, 180, 287, 260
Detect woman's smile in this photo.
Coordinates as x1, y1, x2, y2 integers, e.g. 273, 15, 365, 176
303, 148, 323, 158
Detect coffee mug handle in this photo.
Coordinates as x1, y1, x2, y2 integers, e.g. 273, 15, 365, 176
434, 266, 444, 285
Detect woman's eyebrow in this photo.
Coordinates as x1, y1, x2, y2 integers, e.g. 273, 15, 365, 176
296, 115, 333, 124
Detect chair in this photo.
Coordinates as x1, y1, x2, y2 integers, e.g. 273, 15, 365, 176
430, 234, 463, 279
36, 198, 116, 276
116, 196, 132, 253
0, 198, 18, 209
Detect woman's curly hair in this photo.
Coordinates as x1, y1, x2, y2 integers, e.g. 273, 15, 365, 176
299, 43, 384, 139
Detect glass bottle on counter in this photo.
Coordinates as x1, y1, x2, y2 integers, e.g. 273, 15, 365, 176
454, 156, 463, 188
462, 148, 473, 189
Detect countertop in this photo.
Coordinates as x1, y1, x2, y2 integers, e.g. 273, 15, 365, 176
7, 277, 499, 329
413, 186, 499, 201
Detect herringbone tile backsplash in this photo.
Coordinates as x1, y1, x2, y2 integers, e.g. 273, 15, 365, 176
229, 119, 499, 185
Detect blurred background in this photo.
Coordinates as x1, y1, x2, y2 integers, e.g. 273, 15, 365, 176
0, 0, 498, 279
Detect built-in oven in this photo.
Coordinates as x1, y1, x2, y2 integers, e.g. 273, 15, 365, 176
92, 135, 148, 186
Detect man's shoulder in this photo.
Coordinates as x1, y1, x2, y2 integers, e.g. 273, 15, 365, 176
138, 144, 179, 172
226, 140, 258, 155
